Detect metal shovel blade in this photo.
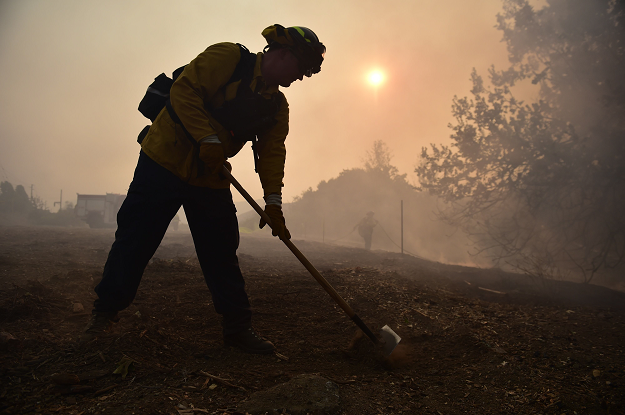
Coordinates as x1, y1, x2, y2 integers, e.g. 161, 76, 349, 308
379, 325, 402, 356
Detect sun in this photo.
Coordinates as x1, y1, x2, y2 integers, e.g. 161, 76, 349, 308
367, 70, 385, 86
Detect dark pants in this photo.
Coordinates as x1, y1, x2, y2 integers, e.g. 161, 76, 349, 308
363, 232, 373, 250
94, 151, 251, 335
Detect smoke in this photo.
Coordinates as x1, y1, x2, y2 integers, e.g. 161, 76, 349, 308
0, 0, 510, 211
275, 154, 485, 266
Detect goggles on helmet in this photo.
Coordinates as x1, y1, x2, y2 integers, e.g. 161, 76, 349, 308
262, 25, 325, 78
286, 26, 325, 77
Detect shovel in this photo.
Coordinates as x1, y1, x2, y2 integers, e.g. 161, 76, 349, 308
223, 166, 401, 356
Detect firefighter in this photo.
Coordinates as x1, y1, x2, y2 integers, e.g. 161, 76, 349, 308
354, 211, 378, 250
81, 25, 325, 354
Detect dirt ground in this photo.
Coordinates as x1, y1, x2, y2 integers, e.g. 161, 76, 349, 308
0, 225, 624, 414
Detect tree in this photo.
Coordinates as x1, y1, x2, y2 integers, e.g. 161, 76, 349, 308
417, 0, 625, 283
14, 185, 33, 212
363, 140, 399, 178
0, 181, 33, 213
283, 141, 478, 264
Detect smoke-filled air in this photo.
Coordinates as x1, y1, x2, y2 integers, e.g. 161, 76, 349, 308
2, 1, 625, 414
2, 0, 622, 285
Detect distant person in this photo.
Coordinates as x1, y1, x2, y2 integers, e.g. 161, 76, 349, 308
81, 25, 326, 354
354, 211, 378, 250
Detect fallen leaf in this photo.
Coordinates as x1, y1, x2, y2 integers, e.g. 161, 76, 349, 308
113, 357, 135, 379
593, 369, 601, 377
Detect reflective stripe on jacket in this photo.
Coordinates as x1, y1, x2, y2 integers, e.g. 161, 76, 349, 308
140, 42, 289, 194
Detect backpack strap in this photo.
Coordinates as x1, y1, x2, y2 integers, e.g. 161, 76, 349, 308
165, 98, 205, 177
230, 44, 262, 173
165, 44, 257, 178
227, 44, 257, 87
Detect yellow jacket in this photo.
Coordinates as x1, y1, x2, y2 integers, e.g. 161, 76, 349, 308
140, 42, 289, 195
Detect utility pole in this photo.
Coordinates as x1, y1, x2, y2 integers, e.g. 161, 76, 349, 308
322, 218, 325, 244
54, 189, 63, 212
401, 200, 404, 255
30, 184, 33, 201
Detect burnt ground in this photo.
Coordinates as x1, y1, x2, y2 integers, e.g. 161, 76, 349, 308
0, 225, 624, 414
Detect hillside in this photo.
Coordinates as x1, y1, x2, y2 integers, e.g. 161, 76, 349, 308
1, 226, 623, 414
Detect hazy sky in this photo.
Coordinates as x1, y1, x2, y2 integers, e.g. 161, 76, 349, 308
0, 0, 512, 212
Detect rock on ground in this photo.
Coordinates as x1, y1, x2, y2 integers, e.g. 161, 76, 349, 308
237, 374, 340, 415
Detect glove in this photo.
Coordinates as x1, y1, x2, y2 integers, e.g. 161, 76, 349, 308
259, 204, 291, 240
199, 142, 231, 176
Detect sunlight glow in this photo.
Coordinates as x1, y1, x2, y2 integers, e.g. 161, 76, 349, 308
367, 70, 385, 86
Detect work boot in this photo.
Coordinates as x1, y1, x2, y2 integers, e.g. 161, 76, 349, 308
224, 328, 275, 354
79, 311, 119, 343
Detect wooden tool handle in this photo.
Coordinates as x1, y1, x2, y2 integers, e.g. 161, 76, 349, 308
223, 166, 380, 344
222, 167, 353, 310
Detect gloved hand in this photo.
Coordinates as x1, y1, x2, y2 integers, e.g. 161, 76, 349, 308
199, 142, 231, 176
259, 204, 291, 240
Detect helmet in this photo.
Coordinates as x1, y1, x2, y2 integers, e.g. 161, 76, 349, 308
262, 24, 326, 77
